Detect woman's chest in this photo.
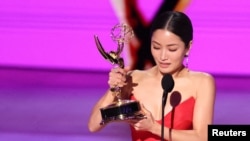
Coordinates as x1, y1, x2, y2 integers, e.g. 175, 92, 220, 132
131, 81, 196, 119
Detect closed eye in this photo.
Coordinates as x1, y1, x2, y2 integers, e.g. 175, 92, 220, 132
169, 49, 177, 52
153, 46, 161, 50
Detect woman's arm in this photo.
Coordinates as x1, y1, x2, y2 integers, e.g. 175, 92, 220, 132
88, 89, 116, 132
88, 67, 129, 132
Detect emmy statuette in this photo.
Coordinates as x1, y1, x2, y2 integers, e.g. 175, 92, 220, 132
94, 23, 145, 125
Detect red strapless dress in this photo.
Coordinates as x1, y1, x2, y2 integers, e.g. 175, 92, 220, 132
130, 95, 195, 141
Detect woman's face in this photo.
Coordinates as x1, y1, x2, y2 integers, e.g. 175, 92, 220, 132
151, 29, 189, 74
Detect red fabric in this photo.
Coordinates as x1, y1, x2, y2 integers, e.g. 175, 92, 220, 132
130, 96, 195, 141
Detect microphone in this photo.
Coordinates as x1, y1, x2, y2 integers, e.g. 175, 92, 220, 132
161, 74, 175, 107
161, 74, 174, 141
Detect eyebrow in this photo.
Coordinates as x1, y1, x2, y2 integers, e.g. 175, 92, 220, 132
152, 41, 178, 47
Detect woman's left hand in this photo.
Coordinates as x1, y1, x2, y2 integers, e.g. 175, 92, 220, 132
129, 103, 156, 131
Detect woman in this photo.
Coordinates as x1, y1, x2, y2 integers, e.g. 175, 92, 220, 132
88, 11, 216, 141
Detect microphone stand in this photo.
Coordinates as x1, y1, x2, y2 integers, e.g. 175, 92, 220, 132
161, 92, 168, 141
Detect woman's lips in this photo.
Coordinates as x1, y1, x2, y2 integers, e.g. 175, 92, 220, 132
159, 62, 170, 68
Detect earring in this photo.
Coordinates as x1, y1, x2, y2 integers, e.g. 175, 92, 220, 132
184, 55, 189, 68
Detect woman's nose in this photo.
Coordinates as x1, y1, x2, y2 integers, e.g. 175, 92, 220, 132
160, 49, 168, 60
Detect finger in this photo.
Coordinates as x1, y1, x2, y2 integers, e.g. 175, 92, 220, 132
108, 77, 125, 88
114, 67, 128, 76
114, 70, 127, 83
109, 68, 122, 82
128, 121, 137, 126
124, 66, 132, 72
140, 103, 151, 116
108, 67, 129, 88
140, 103, 146, 113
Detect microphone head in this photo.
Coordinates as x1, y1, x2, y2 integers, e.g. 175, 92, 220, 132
161, 74, 175, 92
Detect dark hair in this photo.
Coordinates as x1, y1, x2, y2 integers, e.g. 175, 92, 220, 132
150, 11, 193, 47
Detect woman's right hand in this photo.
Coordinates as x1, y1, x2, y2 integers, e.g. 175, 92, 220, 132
108, 67, 128, 90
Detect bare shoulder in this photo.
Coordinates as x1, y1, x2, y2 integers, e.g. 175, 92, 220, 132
189, 70, 216, 98
189, 70, 215, 84
127, 67, 155, 82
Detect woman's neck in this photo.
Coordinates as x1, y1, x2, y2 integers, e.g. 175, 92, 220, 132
152, 65, 188, 79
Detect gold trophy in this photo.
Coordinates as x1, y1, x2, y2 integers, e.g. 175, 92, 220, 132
94, 23, 145, 125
